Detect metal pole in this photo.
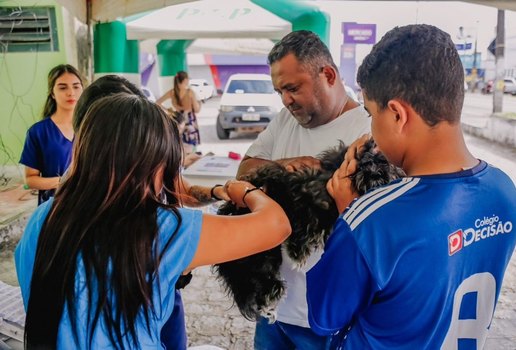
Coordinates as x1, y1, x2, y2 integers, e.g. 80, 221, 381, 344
86, 0, 93, 83
472, 23, 478, 92
493, 9, 504, 114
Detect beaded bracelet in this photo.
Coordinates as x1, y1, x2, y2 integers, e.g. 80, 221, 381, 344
210, 184, 224, 201
242, 186, 264, 207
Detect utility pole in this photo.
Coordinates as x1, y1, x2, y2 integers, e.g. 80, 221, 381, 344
86, 0, 94, 83
493, 9, 504, 114
472, 21, 478, 92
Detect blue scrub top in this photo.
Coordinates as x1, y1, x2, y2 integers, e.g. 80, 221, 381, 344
19, 117, 73, 205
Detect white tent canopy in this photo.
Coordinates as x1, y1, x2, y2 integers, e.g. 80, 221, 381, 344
55, 0, 195, 23
187, 38, 275, 55
55, 0, 516, 25
125, 0, 292, 40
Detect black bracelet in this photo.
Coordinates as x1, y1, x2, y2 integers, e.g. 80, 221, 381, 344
242, 186, 264, 206
210, 184, 224, 201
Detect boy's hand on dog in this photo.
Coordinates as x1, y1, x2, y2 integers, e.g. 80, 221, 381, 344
277, 156, 321, 172
327, 158, 359, 213
344, 133, 372, 165
328, 134, 372, 213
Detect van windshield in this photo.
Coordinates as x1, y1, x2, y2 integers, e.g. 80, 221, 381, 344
227, 80, 274, 94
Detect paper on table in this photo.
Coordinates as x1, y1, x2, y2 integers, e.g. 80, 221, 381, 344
183, 155, 240, 177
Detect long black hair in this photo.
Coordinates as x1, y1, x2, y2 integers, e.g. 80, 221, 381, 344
25, 94, 183, 349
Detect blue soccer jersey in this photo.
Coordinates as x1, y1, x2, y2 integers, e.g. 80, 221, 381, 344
307, 161, 516, 349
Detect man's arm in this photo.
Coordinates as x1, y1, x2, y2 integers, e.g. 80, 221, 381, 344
237, 155, 321, 179
236, 156, 274, 179
176, 175, 230, 207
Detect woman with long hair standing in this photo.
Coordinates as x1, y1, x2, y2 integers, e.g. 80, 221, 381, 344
157, 71, 201, 151
71, 74, 228, 349
19, 64, 83, 205
15, 93, 290, 349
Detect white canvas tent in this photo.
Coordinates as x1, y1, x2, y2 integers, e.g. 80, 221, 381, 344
54, 0, 196, 23
55, 0, 516, 25
187, 38, 275, 55
125, 0, 291, 40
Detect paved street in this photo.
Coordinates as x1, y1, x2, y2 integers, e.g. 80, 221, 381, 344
462, 92, 516, 119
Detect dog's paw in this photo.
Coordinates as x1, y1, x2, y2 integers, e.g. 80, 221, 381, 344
260, 306, 278, 323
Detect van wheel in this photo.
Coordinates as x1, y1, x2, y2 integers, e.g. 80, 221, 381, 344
216, 116, 230, 139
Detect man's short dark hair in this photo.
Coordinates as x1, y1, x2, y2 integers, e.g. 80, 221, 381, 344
357, 24, 464, 126
268, 30, 338, 75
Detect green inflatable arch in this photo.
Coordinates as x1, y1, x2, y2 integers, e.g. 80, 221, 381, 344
251, 0, 329, 44
93, 1, 329, 83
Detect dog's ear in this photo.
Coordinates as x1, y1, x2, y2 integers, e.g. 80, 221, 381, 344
318, 141, 347, 172
350, 139, 405, 195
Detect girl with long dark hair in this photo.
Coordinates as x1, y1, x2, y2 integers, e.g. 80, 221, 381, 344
71, 74, 227, 348
19, 64, 84, 205
15, 93, 290, 349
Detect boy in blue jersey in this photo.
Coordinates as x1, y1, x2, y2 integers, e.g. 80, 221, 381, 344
306, 24, 516, 349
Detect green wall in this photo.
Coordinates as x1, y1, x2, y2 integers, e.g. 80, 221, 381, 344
0, 0, 68, 166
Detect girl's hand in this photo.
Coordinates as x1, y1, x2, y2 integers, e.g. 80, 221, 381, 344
224, 180, 258, 208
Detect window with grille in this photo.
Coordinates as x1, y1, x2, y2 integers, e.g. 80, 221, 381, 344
0, 7, 59, 53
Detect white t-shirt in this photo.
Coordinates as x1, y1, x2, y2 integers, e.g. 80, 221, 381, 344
246, 106, 371, 327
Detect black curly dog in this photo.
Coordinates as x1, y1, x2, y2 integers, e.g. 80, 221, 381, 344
213, 140, 405, 321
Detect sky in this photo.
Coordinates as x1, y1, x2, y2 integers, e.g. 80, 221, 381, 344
315, 1, 516, 68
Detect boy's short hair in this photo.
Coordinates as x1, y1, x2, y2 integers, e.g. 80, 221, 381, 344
357, 24, 464, 126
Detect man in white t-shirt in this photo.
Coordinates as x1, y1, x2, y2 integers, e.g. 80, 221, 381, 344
237, 30, 370, 350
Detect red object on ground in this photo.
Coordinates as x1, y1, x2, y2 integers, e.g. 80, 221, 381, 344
228, 151, 241, 160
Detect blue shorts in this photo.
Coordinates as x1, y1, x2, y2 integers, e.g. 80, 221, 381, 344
254, 317, 331, 350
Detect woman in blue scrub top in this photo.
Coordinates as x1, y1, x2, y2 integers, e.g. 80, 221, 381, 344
15, 94, 291, 349
19, 64, 83, 205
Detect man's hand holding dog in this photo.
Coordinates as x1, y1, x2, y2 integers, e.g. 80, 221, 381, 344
278, 156, 321, 172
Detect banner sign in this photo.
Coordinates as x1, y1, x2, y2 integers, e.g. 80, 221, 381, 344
342, 23, 376, 44
455, 43, 473, 51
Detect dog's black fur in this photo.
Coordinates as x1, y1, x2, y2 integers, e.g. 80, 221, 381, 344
213, 140, 405, 321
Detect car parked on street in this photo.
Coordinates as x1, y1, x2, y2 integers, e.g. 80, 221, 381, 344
190, 79, 217, 101
216, 73, 283, 139
503, 77, 516, 95
481, 78, 516, 95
